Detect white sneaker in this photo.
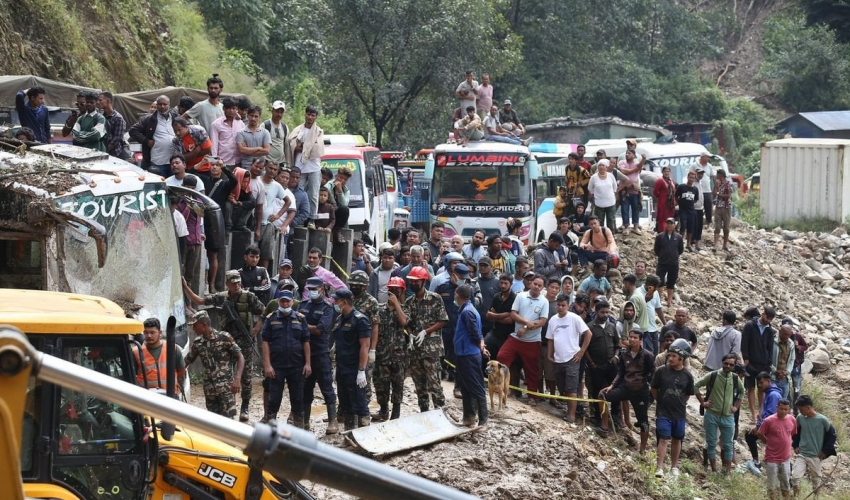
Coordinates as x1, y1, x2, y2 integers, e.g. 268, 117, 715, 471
670, 467, 680, 477
655, 468, 664, 478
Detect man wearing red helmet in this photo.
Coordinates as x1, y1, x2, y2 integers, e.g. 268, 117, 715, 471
373, 277, 411, 421
406, 266, 449, 411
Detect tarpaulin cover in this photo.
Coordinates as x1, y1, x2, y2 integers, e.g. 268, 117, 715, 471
0, 75, 100, 108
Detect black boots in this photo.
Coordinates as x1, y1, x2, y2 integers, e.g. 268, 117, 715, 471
390, 404, 401, 420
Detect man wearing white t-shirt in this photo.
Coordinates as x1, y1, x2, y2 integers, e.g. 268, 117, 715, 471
259, 161, 291, 269
546, 293, 591, 423
165, 155, 205, 193
497, 274, 549, 405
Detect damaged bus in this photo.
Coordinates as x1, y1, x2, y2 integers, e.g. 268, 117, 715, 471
0, 140, 223, 339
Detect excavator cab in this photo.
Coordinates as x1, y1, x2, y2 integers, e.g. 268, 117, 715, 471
23, 334, 148, 500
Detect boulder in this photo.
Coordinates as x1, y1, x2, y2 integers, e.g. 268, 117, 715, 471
769, 264, 790, 277
805, 259, 823, 272
808, 349, 831, 372
806, 272, 829, 283
823, 287, 841, 296
801, 358, 814, 375
782, 230, 802, 241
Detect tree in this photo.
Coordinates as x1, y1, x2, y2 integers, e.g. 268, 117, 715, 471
759, 12, 850, 111
313, 0, 521, 147
800, 0, 850, 43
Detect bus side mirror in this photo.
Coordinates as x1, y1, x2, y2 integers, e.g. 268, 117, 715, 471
424, 154, 434, 180
528, 156, 539, 181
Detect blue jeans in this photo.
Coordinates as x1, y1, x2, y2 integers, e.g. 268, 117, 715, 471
620, 193, 640, 227
775, 379, 790, 399
791, 365, 802, 400
299, 170, 321, 219
148, 163, 170, 177
643, 331, 659, 357
704, 411, 735, 461
485, 134, 521, 145
577, 249, 608, 267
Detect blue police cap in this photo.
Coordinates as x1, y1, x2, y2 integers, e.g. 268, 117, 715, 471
278, 290, 294, 300
454, 263, 470, 277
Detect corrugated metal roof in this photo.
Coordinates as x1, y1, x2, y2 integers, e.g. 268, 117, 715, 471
796, 111, 850, 131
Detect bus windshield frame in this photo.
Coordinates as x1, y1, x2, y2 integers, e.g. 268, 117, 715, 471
431, 152, 532, 215
320, 158, 365, 208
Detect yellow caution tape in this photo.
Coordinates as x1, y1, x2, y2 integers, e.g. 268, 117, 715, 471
322, 254, 350, 280
441, 358, 609, 405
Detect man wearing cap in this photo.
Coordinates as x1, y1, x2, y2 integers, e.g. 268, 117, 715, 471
350, 270, 381, 406
654, 217, 685, 308
182, 271, 265, 422
407, 267, 450, 411
299, 275, 339, 434
184, 310, 245, 419
454, 284, 490, 428
261, 291, 311, 426
265, 101, 290, 166
499, 99, 526, 137
297, 247, 346, 301
331, 289, 373, 429
373, 278, 410, 421
476, 256, 501, 336
435, 262, 472, 397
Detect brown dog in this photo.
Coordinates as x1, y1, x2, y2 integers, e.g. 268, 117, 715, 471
486, 360, 510, 411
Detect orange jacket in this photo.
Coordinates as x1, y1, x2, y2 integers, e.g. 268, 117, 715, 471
134, 345, 168, 389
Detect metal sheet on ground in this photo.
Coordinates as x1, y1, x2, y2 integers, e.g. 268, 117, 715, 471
348, 409, 474, 457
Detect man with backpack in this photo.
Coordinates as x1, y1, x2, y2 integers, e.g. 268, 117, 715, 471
265, 101, 290, 166
694, 353, 744, 473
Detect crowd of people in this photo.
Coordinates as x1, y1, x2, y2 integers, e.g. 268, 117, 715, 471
18, 75, 835, 497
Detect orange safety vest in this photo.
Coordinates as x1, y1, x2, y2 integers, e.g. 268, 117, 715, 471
133, 344, 168, 389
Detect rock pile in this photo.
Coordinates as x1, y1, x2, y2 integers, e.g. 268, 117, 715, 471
614, 222, 850, 376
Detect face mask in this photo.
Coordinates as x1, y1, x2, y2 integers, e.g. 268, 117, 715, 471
309, 290, 320, 301
333, 304, 342, 313
351, 286, 364, 296
309, 264, 319, 270
409, 283, 421, 293
279, 307, 292, 315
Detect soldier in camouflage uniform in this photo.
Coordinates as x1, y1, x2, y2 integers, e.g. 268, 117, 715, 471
184, 310, 245, 419
182, 270, 265, 422
405, 266, 449, 412
373, 277, 410, 421
349, 270, 380, 404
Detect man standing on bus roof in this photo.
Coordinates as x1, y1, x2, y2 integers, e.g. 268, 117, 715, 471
484, 105, 528, 146
455, 70, 479, 115
499, 100, 527, 138
287, 106, 325, 229
16, 86, 51, 144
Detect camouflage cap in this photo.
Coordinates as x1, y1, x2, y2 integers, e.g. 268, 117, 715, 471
187, 310, 211, 325
225, 270, 242, 283
348, 270, 369, 285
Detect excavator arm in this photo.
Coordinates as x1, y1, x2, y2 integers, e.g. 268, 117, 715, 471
0, 327, 479, 500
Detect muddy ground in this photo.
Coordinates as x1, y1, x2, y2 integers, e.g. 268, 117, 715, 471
188, 223, 850, 500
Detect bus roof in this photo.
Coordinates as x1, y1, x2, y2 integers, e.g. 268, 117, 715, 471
635, 141, 709, 158
0, 142, 163, 198
434, 141, 528, 154
322, 145, 380, 160
0, 289, 144, 335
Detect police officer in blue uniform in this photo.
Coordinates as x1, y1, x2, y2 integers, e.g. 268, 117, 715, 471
261, 290, 311, 427
331, 288, 372, 430
435, 262, 470, 398
299, 276, 338, 434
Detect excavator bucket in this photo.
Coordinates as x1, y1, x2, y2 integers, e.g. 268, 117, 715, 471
347, 409, 476, 457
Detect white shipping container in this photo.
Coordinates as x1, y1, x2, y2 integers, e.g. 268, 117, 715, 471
760, 139, 850, 226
